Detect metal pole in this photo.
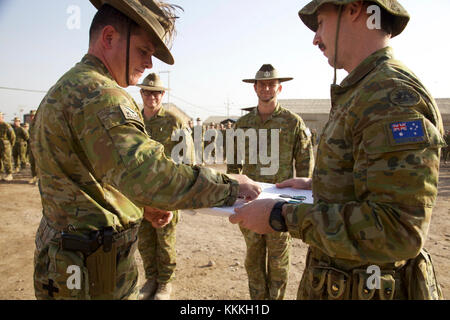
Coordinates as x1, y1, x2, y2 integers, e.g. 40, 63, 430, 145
159, 71, 170, 105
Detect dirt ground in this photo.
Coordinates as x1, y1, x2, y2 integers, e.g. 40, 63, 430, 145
0, 163, 449, 300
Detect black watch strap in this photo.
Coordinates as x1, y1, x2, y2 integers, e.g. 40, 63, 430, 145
269, 201, 288, 232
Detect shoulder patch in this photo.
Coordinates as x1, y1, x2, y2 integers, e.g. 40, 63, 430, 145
389, 87, 420, 106
389, 119, 425, 144
119, 105, 141, 122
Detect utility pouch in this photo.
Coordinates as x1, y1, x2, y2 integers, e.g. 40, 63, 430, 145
352, 268, 395, 300
326, 268, 349, 300
309, 267, 328, 299
86, 242, 117, 297
352, 269, 376, 300
404, 249, 443, 300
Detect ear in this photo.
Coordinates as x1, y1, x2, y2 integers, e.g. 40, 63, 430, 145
101, 25, 118, 49
346, 1, 365, 22
277, 83, 283, 94
161, 91, 166, 98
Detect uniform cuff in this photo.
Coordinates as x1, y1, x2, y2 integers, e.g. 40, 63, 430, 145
221, 174, 239, 206
285, 203, 313, 239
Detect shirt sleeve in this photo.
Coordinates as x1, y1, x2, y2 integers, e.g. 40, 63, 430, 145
77, 101, 238, 210
294, 120, 314, 178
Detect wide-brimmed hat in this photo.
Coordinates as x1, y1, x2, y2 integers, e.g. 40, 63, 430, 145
242, 64, 293, 83
299, 0, 409, 38
137, 73, 169, 91
13, 117, 20, 122
90, 0, 175, 65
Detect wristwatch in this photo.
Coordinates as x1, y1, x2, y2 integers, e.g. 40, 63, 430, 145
269, 201, 288, 232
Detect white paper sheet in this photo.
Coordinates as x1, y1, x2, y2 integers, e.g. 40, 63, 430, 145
182, 182, 313, 218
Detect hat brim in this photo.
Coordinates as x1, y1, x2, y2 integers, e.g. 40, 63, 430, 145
90, 0, 174, 65
137, 84, 169, 91
242, 77, 293, 84
298, 0, 409, 38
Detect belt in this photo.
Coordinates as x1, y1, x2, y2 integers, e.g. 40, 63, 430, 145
38, 216, 139, 256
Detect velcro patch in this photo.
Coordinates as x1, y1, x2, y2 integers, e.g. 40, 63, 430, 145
119, 105, 141, 122
389, 119, 425, 144
389, 87, 420, 106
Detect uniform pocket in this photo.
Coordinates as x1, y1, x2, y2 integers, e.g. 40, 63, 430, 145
404, 249, 443, 300
35, 242, 89, 299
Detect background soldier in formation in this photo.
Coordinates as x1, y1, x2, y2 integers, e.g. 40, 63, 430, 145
231, 0, 445, 300
442, 130, 450, 164
12, 117, 29, 173
31, 0, 260, 300
27, 110, 38, 185
227, 64, 314, 300
137, 73, 195, 300
0, 111, 16, 181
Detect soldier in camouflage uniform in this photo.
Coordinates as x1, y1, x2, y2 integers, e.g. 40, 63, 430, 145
231, 0, 445, 300
0, 112, 16, 181
27, 110, 38, 184
31, 0, 260, 300
12, 117, 29, 173
136, 73, 195, 300
442, 130, 450, 164
227, 64, 314, 300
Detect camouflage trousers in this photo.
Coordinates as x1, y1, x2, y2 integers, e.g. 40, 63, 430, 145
13, 142, 27, 170
240, 226, 291, 300
138, 210, 179, 283
34, 217, 140, 300
28, 147, 36, 177
0, 140, 13, 174
297, 247, 444, 300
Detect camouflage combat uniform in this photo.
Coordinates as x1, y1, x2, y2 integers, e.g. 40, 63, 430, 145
283, 47, 445, 300
138, 106, 195, 284
442, 132, 450, 163
13, 125, 29, 170
0, 121, 16, 175
32, 54, 238, 300
227, 104, 314, 300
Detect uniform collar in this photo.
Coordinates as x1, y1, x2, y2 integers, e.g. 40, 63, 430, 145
332, 47, 394, 92
81, 54, 115, 82
142, 106, 165, 121
254, 102, 282, 124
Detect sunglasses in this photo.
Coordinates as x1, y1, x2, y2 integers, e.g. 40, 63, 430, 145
141, 90, 163, 97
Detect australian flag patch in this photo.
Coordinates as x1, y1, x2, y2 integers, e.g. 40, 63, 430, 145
390, 120, 425, 144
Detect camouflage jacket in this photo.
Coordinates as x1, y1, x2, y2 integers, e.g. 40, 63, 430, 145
31, 54, 238, 233
0, 122, 15, 146
227, 103, 314, 183
13, 126, 29, 144
284, 47, 446, 271
143, 107, 195, 164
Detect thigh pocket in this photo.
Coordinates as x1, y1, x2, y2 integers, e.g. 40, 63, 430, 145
41, 242, 90, 299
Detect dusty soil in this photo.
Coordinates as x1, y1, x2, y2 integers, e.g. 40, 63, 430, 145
0, 164, 449, 300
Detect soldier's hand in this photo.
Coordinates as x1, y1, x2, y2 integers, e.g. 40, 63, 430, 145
144, 207, 173, 228
228, 174, 262, 201
276, 177, 312, 190
229, 199, 278, 234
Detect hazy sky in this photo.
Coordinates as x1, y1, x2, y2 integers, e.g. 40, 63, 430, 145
1, 0, 449, 121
